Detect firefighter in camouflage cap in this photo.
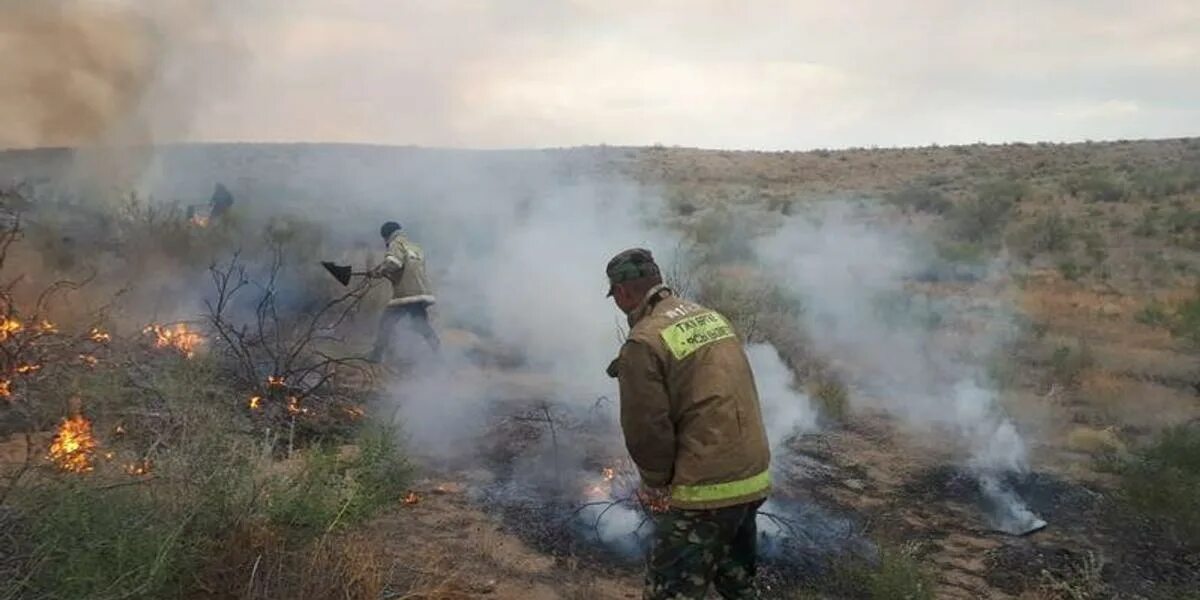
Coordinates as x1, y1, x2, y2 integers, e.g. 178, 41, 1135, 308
605, 248, 771, 600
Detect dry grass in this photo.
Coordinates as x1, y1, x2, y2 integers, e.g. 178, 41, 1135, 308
1065, 426, 1126, 456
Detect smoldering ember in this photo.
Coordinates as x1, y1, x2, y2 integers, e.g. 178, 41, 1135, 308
2, 3, 1199, 599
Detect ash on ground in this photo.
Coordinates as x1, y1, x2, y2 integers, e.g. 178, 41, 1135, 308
467, 400, 875, 594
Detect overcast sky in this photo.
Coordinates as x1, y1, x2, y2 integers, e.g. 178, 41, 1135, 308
5, 0, 1200, 150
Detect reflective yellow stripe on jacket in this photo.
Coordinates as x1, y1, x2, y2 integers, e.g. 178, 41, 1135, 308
671, 470, 771, 504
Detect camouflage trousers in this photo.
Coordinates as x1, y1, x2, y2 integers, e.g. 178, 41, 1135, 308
644, 499, 764, 600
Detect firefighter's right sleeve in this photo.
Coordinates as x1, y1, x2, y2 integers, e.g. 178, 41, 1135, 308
377, 241, 407, 280
617, 340, 675, 488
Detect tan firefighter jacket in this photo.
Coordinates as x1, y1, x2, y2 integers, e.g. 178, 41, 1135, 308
613, 285, 771, 510
373, 231, 435, 306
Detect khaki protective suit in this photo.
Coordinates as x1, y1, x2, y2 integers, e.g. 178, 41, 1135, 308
375, 231, 435, 306
614, 285, 771, 511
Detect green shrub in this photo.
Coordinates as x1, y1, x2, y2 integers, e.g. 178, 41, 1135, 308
887, 184, 951, 214
1018, 212, 1075, 256
868, 545, 935, 600
1171, 290, 1200, 348
9, 482, 197, 600
1116, 424, 1200, 544
1057, 259, 1087, 281
267, 427, 409, 531
1049, 343, 1093, 387
1064, 170, 1128, 203
977, 178, 1030, 205
817, 543, 934, 600
1135, 302, 1171, 327
1130, 166, 1200, 199
948, 194, 1015, 243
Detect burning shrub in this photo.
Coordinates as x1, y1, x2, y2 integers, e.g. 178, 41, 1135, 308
142, 322, 204, 358
47, 414, 97, 473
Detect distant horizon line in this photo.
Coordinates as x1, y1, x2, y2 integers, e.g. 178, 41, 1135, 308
3, 134, 1198, 155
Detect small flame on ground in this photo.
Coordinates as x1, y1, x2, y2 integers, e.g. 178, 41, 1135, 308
286, 396, 309, 415
114, 424, 126, 435
103, 451, 115, 460
79, 354, 99, 367
37, 320, 58, 334
89, 328, 111, 343
402, 491, 420, 505
267, 376, 285, 388
248, 396, 262, 410
0, 318, 22, 340
602, 467, 616, 481
144, 324, 203, 358
191, 214, 210, 228
16, 364, 41, 375
49, 415, 97, 473
125, 460, 152, 476
0, 379, 9, 399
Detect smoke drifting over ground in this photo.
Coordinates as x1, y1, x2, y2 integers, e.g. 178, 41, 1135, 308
755, 203, 1041, 532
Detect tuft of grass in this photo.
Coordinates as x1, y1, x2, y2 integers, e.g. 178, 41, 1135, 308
10, 481, 197, 600
1036, 552, 1109, 600
815, 543, 935, 600
267, 426, 410, 532
1065, 426, 1126, 457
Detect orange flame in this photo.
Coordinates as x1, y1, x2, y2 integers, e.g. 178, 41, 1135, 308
267, 375, 285, 388
0, 318, 23, 340
89, 328, 111, 343
144, 323, 203, 358
125, 460, 152, 476
37, 320, 57, 334
16, 364, 41, 375
49, 415, 97, 473
248, 396, 262, 410
79, 354, 99, 367
286, 396, 309, 415
402, 491, 420, 505
0, 379, 10, 399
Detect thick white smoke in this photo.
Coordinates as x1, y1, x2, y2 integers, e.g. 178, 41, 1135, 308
753, 202, 1041, 532
747, 343, 818, 449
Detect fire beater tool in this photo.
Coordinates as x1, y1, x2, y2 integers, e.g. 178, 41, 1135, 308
321, 262, 369, 286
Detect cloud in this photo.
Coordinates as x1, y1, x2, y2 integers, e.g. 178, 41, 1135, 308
6, 0, 1199, 150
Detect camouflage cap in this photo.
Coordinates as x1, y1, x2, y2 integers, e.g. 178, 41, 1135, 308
605, 248, 661, 296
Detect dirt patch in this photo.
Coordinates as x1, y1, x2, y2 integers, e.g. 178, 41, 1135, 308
374, 475, 641, 599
